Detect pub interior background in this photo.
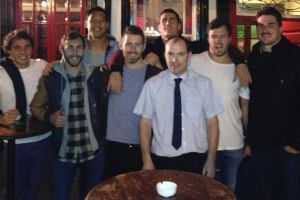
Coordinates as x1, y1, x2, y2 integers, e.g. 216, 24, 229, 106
0, 0, 300, 199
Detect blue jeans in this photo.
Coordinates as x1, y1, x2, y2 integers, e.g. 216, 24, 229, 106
216, 148, 243, 191
236, 146, 300, 200
3, 136, 52, 200
51, 152, 105, 200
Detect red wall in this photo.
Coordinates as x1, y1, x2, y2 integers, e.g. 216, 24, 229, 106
282, 20, 300, 45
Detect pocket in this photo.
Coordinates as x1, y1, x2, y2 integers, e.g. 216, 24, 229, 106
185, 98, 202, 117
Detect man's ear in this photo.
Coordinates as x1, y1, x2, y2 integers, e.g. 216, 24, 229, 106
59, 45, 64, 55
85, 20, 88, 29
158, 23, 162, 33
279, 26, 283, 34
119, 40, 123, 50
177, 22, 182, 33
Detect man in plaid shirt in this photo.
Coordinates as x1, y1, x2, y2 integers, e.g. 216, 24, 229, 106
30, 31, 108, 200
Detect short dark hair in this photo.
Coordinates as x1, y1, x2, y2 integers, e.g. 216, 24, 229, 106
122, 25, 145, 43
2, 29, 33, 54
159, 8, 181, 24
87, 6, 108, 21
207, 18, 232, 36
60, 31, 85, 49
257, 6, 282, 27
166, 36, 191, 52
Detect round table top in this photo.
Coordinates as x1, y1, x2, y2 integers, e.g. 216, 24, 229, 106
85, 169, 236, 200
0, 115, 53, 140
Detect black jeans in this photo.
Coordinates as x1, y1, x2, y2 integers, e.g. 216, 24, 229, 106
151, 152, 207, 174
105, 140, 143, 178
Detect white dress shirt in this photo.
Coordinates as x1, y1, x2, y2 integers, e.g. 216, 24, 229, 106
134, 69, 223, 157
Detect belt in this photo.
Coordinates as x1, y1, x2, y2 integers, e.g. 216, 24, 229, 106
107, 140, 140, 149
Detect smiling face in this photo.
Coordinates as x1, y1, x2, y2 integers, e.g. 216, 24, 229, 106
208, 25, 231, 57
158, 12, 181, 41
86, 10, 109, 39
121, 34, 145, 65
61, 38, 84, 67
165, 38, 190, 76
7, 39, 32, 69
257, 15, 282, 46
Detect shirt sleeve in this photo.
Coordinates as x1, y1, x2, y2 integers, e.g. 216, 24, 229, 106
239, 86, 250, 100
133, 80, 154, 119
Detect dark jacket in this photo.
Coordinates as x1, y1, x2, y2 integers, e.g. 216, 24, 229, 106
145, 36, 207, 69
31, 61, 108, 155
247, 36, 300, 151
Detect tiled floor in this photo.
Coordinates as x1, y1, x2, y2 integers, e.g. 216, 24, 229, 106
0, 143, 79, 200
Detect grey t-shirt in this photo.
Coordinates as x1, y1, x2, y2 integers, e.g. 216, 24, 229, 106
106, 65, 147, 144
83, 48, 105, 67
83, 38, 119, 67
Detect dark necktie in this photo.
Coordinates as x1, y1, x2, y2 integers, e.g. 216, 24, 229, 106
172, 78, 182, 150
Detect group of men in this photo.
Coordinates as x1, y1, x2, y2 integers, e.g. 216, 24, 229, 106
0, 5, 299, 200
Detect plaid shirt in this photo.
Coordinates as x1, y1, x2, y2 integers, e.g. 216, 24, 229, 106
59, 68, 98, 163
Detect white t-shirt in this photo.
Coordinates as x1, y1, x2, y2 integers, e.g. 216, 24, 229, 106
190, 51, 249, 150
0, 59, 51, 144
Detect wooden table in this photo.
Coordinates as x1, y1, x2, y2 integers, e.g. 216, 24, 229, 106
85, 169, 236, 200
0, 115, 53, 200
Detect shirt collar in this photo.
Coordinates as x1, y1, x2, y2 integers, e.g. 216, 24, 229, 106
259, 37, 282, 53
167, 70, 190, 85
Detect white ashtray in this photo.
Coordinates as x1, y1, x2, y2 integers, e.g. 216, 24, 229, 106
156, 181, 177, 198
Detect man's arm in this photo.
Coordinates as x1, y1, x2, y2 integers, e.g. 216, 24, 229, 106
240, 97, 249, 129
139, 116, 155, 170
240, 97, 252, 157
228, 45, 246, 66
30, 76, 66, 127
202, 116, 219, 178
228, 45, 252, 86
236, 63, 252, 86
107, 50, 124, 93
30, 76, 49, 121
42, 61, 56, 76
0, 109, 19, 125
143, 53, 163, 69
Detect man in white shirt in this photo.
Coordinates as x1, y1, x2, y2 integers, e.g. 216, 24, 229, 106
190, 18, 249, 191
134, 36, 223, 177
0, 29, 52, 200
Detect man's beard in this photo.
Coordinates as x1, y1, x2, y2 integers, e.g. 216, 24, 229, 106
64, 55, 83, 67
126, 52, 142, 64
